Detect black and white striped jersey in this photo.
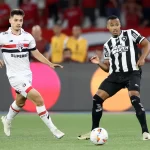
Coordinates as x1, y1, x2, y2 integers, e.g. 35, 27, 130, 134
103, 29, 145, 74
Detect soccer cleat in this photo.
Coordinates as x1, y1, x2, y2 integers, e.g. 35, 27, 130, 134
143, 132, 150, 140
51, 129, 65, 139
1, 116, 11, 136
77, 132, 91, 140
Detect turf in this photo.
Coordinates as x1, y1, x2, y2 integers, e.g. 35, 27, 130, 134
0, 113, 150, 150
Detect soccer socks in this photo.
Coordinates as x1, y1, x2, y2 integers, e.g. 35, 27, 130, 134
6, 101, 21, 121
36, 105, 57, 131
92, 95, 104, 130
130, 96, 149, 133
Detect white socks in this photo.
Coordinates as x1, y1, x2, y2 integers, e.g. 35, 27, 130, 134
36, 105, 57, 131
6, 101, 21, 121
6, 102, 57, 131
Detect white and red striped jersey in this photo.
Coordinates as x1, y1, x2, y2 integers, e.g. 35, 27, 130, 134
0, 27, 36, 78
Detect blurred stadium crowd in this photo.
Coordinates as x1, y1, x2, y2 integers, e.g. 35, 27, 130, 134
1, 0, 150, 29
0, 0, 150, 63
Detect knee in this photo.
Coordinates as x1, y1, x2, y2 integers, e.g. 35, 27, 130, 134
129, 91, 140, 97
92, 94, 104, 112
16, 99, 26, 107
96, 90, 109, 100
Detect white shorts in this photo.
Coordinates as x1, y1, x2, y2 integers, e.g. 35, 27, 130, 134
9, 74, 33, 97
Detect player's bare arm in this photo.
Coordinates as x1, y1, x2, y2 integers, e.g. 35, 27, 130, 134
90, 56, 109, 72
31, 49, 63, 69
0, 60, 4, 68
137, 38, 150, 66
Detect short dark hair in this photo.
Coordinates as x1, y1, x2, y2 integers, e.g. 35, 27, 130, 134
107, 15, 119, 21
10, 9, 25, 17
63, 48, 72, 53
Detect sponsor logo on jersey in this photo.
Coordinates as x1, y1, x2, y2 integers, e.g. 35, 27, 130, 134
131, 32, 138, 39
111, 45, 129, 55
11, 53, 28, 58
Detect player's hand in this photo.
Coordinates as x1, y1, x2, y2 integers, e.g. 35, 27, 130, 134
0, 60, 4, 68
90, 56, 100, 64
137, 58, 145, 66
49, 63, 63, 69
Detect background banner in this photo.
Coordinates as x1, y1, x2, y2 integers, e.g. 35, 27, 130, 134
0, 62, 150, 112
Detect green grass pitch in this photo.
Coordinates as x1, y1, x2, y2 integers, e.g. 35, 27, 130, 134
0, 113, 150, 150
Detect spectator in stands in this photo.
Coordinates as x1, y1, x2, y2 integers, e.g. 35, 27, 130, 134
105, 0, 120, 17
81, 0, 97, 27
47, 0, 59, 23
66, 26, 88, 63
30, 25, 50, 61
62, 48, 73, 62
20, 0, 38, 29
63, 0, 83, 29
0, 0, 10, 29
59, 0, 69, 11
122, 0, 142, 28
50, 23, 68, 63
99, 0, 107, 17
36, 0, 48, 28
140, 0, 150, 27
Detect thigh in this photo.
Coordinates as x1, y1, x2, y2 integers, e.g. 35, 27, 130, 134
27, 88, 44, 106
99, 78, 124, 97
126, 72, 141, 92
10, 75, 32, 98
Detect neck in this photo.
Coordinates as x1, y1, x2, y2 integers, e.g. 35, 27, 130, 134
113, 30, 121, 38
36, 37, 42, 41
56, 33, 61, 36
74, 36, 80, 39
11, 27, 21, 35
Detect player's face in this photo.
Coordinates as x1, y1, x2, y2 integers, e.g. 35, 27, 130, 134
32, 28, 42, 39
9, 15, 23, 31
53, 25, 61, 35
107, 19, 121, 36
72, 27, 81, 37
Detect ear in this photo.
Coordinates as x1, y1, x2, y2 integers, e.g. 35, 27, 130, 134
9, 18, 11, 24
106, 23, 109, 30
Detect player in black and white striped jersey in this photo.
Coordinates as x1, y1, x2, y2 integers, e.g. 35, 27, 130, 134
78, 15, 150, 140
104, 28, 144, 73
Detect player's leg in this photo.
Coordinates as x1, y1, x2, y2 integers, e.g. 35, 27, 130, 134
27, 88, 64, 139
78, 78, 123, 140
91, 89, 109, 130
1, 93, 26, 136
91, 78, 124, 131
127, 72, 150, 140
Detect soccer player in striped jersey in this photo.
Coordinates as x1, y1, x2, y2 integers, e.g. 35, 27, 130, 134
78, 15, 150, 140
0, 9, 64, 139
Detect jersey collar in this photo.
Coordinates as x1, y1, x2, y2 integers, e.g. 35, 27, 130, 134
8, 27, 24, 35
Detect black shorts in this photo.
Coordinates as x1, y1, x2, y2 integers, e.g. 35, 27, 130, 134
99, 71, 141, 97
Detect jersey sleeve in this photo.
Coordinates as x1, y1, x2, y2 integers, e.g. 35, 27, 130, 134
0, 33, 4, 46
103, 45, 110, 60
28, 34, 36, 51
131, 29, 145, 44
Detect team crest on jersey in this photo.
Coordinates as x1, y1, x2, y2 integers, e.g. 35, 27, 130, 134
22, 83, 26, 87
17, 42, 24, 51
122, 36, 127, 41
